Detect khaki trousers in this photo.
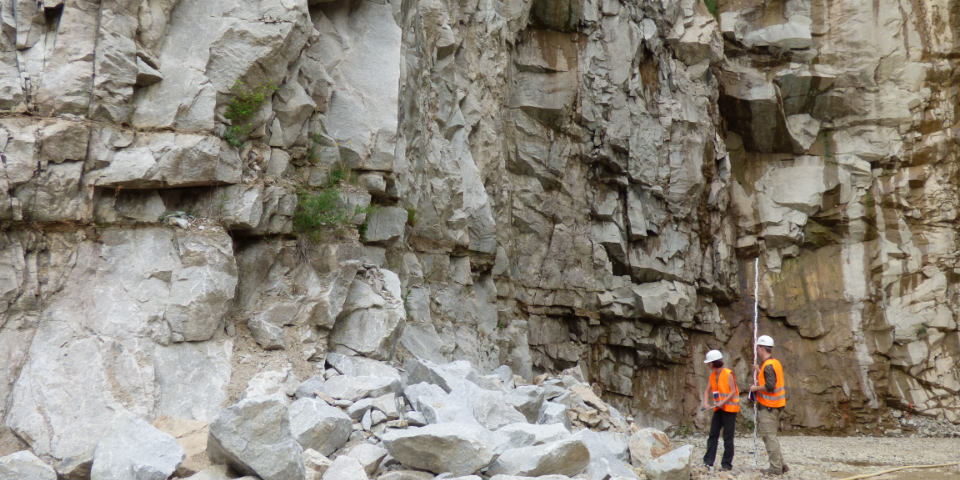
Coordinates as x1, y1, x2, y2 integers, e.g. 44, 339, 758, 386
758, 407, 784, 471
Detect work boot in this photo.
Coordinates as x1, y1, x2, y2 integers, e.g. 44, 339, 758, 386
761, 467, 783, 475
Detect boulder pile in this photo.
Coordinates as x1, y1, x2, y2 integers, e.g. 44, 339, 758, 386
0, 355, 694, 480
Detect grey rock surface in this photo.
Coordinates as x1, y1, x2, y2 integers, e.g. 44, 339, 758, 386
381, 423, 501, 476
323, 375, 399, 401
537, 402, 572, 431
320, 456, 368, 480
90, 410, 186, 480
207, 395, 306, 480
496, 423, 571, 449
485, 437, 590, 477
643, 444, 692, 480
344, 442, 388, 475
0, 451, 57, 480
288, 397, 352, 456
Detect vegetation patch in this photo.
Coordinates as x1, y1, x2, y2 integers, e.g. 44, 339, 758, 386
293, 163, 378, 241
222, 80, 277, 147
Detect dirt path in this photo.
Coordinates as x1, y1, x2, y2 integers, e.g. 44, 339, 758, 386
685, 435, 960, 480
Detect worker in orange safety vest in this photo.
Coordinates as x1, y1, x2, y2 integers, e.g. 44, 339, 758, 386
749, 335, 788, 476
701, 349, 739, 471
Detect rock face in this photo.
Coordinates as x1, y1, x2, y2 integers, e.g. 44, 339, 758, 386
288, 398, 352, 456
485, 438, 591, 477
2, 0, 960, 464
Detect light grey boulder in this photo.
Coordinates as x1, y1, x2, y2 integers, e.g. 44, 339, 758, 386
598, 431, 630, 462
472, 390, 527, 430
404, 358, 464, 393
288, 397, 352, 456
381, 423, 501, 475
186, 465, 234, 480
324, 375, 399, 401
628, 428, 672, 467
0, 451, 57, 480
485, 438, 590, 477
495, 423, 571, 448
488, 476, 570, 480
403, 382, 448, 411
207, 395, 305, 480
326, 353, 401, 380
537, 402, 572, 431
348, 398, 376, 419
295, 376, 328, 399
371, 393, 401, 420
643, 444, 692, 480
573, 429, 638, 480
321, 456, 368, 480
505, 386, 545, 423
377, 471, 434, 480
91, 410, 186, 480
345, 443, 388, 475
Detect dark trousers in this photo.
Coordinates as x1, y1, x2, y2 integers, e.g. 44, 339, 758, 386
703, 409, 736, 469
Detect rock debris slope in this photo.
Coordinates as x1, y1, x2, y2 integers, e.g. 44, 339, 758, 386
0, 0, 959, 474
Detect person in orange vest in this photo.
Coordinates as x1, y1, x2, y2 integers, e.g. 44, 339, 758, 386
701, 349, 739, 471
749, 335, 789, 476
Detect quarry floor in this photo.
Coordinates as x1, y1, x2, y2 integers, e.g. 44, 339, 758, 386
687, 435, 960, 480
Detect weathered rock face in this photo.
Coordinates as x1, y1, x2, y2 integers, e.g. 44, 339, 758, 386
3, 0, 960, 466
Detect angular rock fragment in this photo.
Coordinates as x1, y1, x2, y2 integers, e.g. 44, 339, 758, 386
496, 423, 571, 448
506, 385, 546, 423
643, 444, 692, 480
485, 437, 590, 477
573, 429, 638, 479
321, 456, 368, 480
537, 402, 572, 431
207, 395, 305, 480
381, 423, 501, 475
629, 428, 672, 467
0, 451, 57, 480
91, 410, 186, 480
345, 443, 388, 475
288, 397, 352, 456
323, 375, 399, 401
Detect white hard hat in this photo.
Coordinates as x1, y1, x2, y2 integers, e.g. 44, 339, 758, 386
757, 335, 775, 347
703, 350, 723, 363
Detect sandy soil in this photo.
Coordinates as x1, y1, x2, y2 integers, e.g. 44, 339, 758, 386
687, 434, 960, 480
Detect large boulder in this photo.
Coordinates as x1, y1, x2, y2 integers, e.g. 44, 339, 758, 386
573, 429, 638, 480
326, 353, 402, 380
207, 395, 306, 480
495, 423, 571, 449
643, 444, 693, 480
323, 375, 399, 401
0, 451, 57, 480
344, 443, 388, 476
320, 456, 368, 480
288, 397, 352, 456
381, 423, 501, 475
628, 428, 672, 467
485, 438, 590, 477
91, 410, 185, 480
505, 386, 546, 423
536, 402, 572, 431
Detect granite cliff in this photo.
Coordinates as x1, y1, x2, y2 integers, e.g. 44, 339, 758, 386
0, 0, 958, 470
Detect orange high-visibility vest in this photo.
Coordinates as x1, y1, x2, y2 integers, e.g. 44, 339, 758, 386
757, 358, 786, 408
709, 368, 740, 413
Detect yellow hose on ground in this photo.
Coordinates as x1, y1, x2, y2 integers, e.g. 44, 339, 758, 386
837, 462, 960, 480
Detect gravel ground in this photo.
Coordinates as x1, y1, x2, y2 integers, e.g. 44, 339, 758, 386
684, 434, 960, 480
